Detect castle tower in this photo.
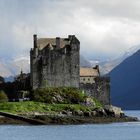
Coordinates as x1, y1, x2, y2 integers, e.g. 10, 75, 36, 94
30, 34, 80, 89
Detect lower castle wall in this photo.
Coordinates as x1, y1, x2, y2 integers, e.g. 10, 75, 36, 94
80, 77, 110, 105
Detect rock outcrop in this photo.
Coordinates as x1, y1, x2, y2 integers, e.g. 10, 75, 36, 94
104, 105, 124, 118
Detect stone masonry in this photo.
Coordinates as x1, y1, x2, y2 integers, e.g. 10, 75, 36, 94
30, 35, 80, 89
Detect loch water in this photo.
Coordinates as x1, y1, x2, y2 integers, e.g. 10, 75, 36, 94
0, 111, 140, 140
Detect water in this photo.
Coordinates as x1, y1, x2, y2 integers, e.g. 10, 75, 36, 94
0, 111, 140, 140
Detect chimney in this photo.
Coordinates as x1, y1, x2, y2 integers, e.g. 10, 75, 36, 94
68, 35, 75, 41
93, 65, 100, 77
56, 37, 60, 49
33, 34, 37, 48
95, 65, 99, 70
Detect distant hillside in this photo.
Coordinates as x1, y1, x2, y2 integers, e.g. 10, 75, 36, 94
80, 55, 91, 67
109, 49, 140, 109
0, 61, 12, 77
97, 45, 140, 75
0, 57, 30, 78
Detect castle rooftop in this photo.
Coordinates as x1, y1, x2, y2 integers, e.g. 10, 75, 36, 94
80, 67, 99, 77
37, 37, 71, 50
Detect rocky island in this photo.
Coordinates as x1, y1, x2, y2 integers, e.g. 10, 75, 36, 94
0, 88, 137, 125
0, 34, 138, 124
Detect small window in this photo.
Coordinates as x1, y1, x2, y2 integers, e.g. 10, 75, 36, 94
88, 78, 90, 81
83, 78, 85, 81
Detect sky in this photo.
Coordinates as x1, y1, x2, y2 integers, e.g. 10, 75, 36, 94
0, 0, 140, 61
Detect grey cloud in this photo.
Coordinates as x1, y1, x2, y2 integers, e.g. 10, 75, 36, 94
54, 0, 140, 22
0, 0, 140, 61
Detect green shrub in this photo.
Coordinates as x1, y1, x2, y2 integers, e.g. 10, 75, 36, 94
93, 98, 102, 108
30, 87, 87, 104
0, 90, 8, 102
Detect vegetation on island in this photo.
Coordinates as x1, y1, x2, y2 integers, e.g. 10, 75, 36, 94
30, 87, 101, 105
0, 87, 102, 115
0, 101, 99, 114
0, 87, 137, 124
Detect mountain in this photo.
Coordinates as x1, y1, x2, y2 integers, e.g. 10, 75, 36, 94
0, 57, 30, 80
4, 76, 14, 82
7, 57, 30, 75
80, 55, 91, 67
0, 61, 12, 77
90, 45, 140, 75
109, 49, 140, 109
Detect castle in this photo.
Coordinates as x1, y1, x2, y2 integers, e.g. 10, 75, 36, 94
30, 35, 80, 89
30, 35, 110, 104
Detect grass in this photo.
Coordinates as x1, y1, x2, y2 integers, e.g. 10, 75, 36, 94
0, 101, 102, 114
0, 88, 103, 114
0, 101, 47, 114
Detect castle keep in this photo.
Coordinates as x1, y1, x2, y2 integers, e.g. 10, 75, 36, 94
30, 35, 80, 89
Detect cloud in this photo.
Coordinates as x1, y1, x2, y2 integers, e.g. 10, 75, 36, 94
0, 0, 140, 61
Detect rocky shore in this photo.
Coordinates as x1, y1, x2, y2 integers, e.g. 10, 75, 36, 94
31, 105, 138, 124
0, 105, 137, 125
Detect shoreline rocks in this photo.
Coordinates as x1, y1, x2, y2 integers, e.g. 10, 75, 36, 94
0, 105, 138, 125
56, 105, 126, 118
104, 105, 125, 118
28, 105, 138, 125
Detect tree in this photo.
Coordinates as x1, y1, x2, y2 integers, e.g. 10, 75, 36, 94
0, 90, 8, 102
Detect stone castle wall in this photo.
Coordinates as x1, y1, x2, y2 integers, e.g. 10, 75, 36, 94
80, 77, 110, 105
30, 35, 80, 89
